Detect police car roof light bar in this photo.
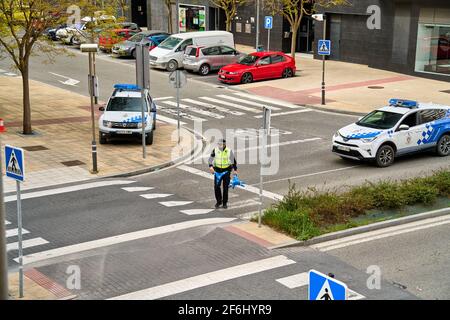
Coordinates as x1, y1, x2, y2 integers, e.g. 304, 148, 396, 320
389, 99, 418, 108
113, 84, 141, 91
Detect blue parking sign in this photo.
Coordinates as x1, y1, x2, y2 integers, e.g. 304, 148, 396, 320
309, 270, 348, 300
265, 16, 273, 29
318, 40, 331, 55
5, 145, 25, 182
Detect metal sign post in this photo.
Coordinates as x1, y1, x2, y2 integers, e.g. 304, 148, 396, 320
0, 147, 8, 300
265, 16, 273, 51
169, 70, 187, 144
258, 107, 271, 228
4, 145, 25, 298
136, 43, 150, 159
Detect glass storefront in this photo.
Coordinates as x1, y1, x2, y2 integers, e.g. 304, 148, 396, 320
179, 4, 206, 32
415, 9, 450, 76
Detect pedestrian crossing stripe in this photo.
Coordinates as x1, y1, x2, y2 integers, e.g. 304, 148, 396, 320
5, 145, 25, 182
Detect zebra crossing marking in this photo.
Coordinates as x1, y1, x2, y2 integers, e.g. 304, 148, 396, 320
159, 201, 193, 207
276, 272, 309, 289
140, 194, 173, 200
160, 101, 225, 119
122, 187, 154, 192
7, 237, 49, 252
199, 97, 260, 113
6, 228, 30, 238
216, 95, 281, 110
158, 105, 206, 122
182, 98, 245, 116
180, 209, 215, 216
231, 92, 301, 109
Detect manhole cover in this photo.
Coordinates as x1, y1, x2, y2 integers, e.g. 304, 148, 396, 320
440, 89, 450, 94
22, 145, 49, 151
368, 86, 384, 89
61, 160, 85, 167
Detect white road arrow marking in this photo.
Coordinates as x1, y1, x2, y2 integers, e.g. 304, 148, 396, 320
49, 72, 80, 86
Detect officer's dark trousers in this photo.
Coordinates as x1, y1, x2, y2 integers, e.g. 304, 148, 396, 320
214, 168, 231, 205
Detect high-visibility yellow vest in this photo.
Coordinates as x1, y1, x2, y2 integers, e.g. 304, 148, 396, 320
214, 147, 231, 169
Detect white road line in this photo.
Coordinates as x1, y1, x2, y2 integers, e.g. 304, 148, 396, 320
4, 180, 136, 203
122, 187, 154, 192
177, 165, 283, 201
348, 290, 366, 300
5, 220, 11, 225
109, 255, 296, 300
158, 105, 206, 122
276, 272, 309, 289
159, 201, 193, 207
237, 138, 322, 153
180, 209, 215, 216
4, 73, 17, 77
254, 109, 313, 118
16, 218, 236, 265
232, 92, 301, 109
199, 97, 260, 113
216, 95, 281, 111
156, 114, 187, 125
160, 101, 225, 119
312, 215, 450, 252
0, 69, 6, 73
7, 238, 49, 252
153, 97, 174, 101
182, 98, 245, 116
263, 166, 360, 186
140, 193, 173, 200
6, 228, 30, 238
48, 72, 80, 86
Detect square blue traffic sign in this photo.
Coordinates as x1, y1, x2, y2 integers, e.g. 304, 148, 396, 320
5, 145, 25, 182
318, 40, 331, 55
308, 270, 348, 300
264, 16, 273, 29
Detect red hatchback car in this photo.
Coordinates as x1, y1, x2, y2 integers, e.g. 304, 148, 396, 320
99, 29, 140, 52
218, 51, 296, 84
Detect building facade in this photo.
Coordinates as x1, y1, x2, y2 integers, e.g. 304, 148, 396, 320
315, 0, 450, 81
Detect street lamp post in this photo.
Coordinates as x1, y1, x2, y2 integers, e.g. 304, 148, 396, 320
312, 13, 327, 105
255, 0, 260, 50
81, 44, 99, 174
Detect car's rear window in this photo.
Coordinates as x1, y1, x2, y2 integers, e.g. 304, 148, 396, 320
186, 47, 197, 56
107, 97, 142, 112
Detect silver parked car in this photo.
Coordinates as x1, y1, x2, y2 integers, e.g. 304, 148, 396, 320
183, 45, 245, 76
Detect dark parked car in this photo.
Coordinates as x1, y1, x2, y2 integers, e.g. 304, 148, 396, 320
112, 30, 170, 59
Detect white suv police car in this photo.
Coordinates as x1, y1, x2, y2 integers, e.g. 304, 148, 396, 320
332, 99, 450, 167
99, 84, 156, 145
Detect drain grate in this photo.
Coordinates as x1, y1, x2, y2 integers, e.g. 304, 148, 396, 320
61, 160, 85, 167
368, 86, 384, 89
440, 89, 450, 94
22, 145, 49, 151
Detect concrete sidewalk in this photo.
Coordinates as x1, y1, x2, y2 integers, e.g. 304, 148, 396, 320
235, 44, 450, 114
0, 76, 195, 192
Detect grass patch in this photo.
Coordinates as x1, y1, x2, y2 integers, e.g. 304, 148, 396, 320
260, 169, 450, 241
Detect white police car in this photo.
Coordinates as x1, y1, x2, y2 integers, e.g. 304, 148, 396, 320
99, 84, 157, 145
332, 99, 450, 167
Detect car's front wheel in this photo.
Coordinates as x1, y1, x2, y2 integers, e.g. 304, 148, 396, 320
99, 133, 107, 145
167, 60, 178, 72
436, 134, 450, 156
241, 72, 253, 84
145, 131, 154, 145
375, 144, 395, 167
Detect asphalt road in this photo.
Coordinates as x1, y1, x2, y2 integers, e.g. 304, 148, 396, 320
1, 43, 449, 300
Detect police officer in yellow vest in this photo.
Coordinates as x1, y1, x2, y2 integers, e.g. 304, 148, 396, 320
208, 139, 238, 209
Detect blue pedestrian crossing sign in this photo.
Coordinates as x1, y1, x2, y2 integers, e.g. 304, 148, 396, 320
5, 145, 25, 182
318, 40, 331, 55
264, 16, 273, 29
308, 270, 348, 300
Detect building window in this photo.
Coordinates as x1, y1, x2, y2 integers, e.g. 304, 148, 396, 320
179, 4, 206, 32
415, 9, 450, 76
245, 23, 251, 33
236, 22, 242, 33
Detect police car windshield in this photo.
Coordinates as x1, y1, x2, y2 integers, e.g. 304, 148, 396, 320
357, 110, 403, 129
107, 97, 144, 112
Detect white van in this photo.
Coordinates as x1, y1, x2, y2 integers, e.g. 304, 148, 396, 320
149, 31, 234, 71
